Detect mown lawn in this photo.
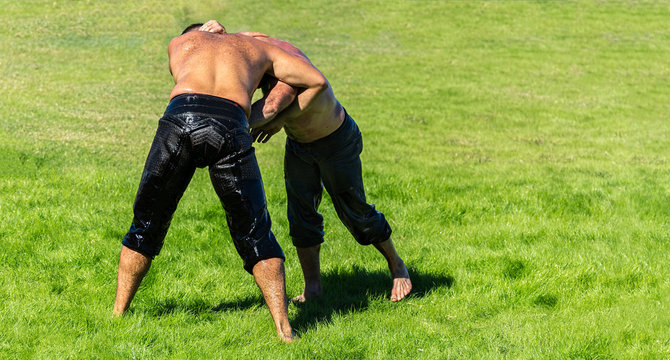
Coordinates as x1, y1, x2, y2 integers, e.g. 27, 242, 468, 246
1, 0, 669, 358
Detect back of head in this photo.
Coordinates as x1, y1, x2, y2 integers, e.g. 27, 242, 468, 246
181, 23, 204, 35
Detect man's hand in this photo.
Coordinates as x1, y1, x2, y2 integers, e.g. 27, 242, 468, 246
199, 20, 226, 34
251, 117, 285, 143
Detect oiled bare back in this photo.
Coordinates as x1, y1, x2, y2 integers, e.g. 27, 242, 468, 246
168, 32, 269, 116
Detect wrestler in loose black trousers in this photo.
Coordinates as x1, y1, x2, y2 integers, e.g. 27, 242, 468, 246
123, 93, 284, 273
284, 111, 392, 248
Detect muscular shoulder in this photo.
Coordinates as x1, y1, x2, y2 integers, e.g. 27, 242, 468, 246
252, 36, 309, 62
272, 39, 308, 60
169, 32, 253, 51
168, 32, 199, 52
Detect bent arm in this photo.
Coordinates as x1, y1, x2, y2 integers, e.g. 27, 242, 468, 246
249, 79, 298, 128
263, 43, 327, 112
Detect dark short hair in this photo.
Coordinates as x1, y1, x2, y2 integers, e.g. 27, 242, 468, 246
181, 23, 204, 35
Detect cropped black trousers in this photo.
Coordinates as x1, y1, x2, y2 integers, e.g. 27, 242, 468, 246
285, 111, 392, 248
122, 93, 284, 273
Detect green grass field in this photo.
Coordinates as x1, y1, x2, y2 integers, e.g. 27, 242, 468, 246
2, 0, 669, 358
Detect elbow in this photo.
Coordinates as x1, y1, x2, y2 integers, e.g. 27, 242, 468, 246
307, 76, 328, 98
306, 70, 328, 92
264, 88, 297, 119
316, 75, 328, 91
262, 102, 281, 121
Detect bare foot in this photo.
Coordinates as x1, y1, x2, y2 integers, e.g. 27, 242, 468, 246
373, 239, 412, 302
279, 329, 300, 343
291, 286, 322, 304
389, 260, 412, 302
291, 293, 308, 304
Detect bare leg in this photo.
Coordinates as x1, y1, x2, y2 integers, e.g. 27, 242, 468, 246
113, 246, 152, 316
252, 258, 298, 342
292, 244, 322, 303
373, 238, 412, 302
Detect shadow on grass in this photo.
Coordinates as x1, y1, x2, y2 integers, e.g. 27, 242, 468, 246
290, 265, 454, 333
212, 295, 263, 312
144, 265, 454, 329
145, 294, 264, 317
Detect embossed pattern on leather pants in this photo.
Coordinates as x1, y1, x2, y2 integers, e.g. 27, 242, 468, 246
122, 93, 284, 273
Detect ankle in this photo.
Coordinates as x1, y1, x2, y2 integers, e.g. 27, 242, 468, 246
389, 259, 410, 278
276, 321, 292, 334
388, 257, 404, 270
304, 285, 322, 296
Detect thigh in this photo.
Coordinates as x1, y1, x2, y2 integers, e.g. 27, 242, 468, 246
209, 133, 283, 273
209, 146, 266, 235
285, 141, 325, 247
319, 131, 365, 198
124, 117, 196, 256
320, 150, 372, 227
319, 132, 391, 245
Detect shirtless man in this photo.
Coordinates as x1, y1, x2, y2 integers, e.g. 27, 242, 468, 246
195, 20, 411, 302
112, 22, 327, 342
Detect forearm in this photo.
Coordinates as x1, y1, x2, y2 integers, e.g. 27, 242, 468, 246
266, 43, 326, 91
249, 95, 295, 128
249, 98, 271, 128
250, 81, 298, 127
281, 84, 326, 117
264, 88, 296, 120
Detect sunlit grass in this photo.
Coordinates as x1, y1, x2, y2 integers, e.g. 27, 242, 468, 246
1, 0, 669, 358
